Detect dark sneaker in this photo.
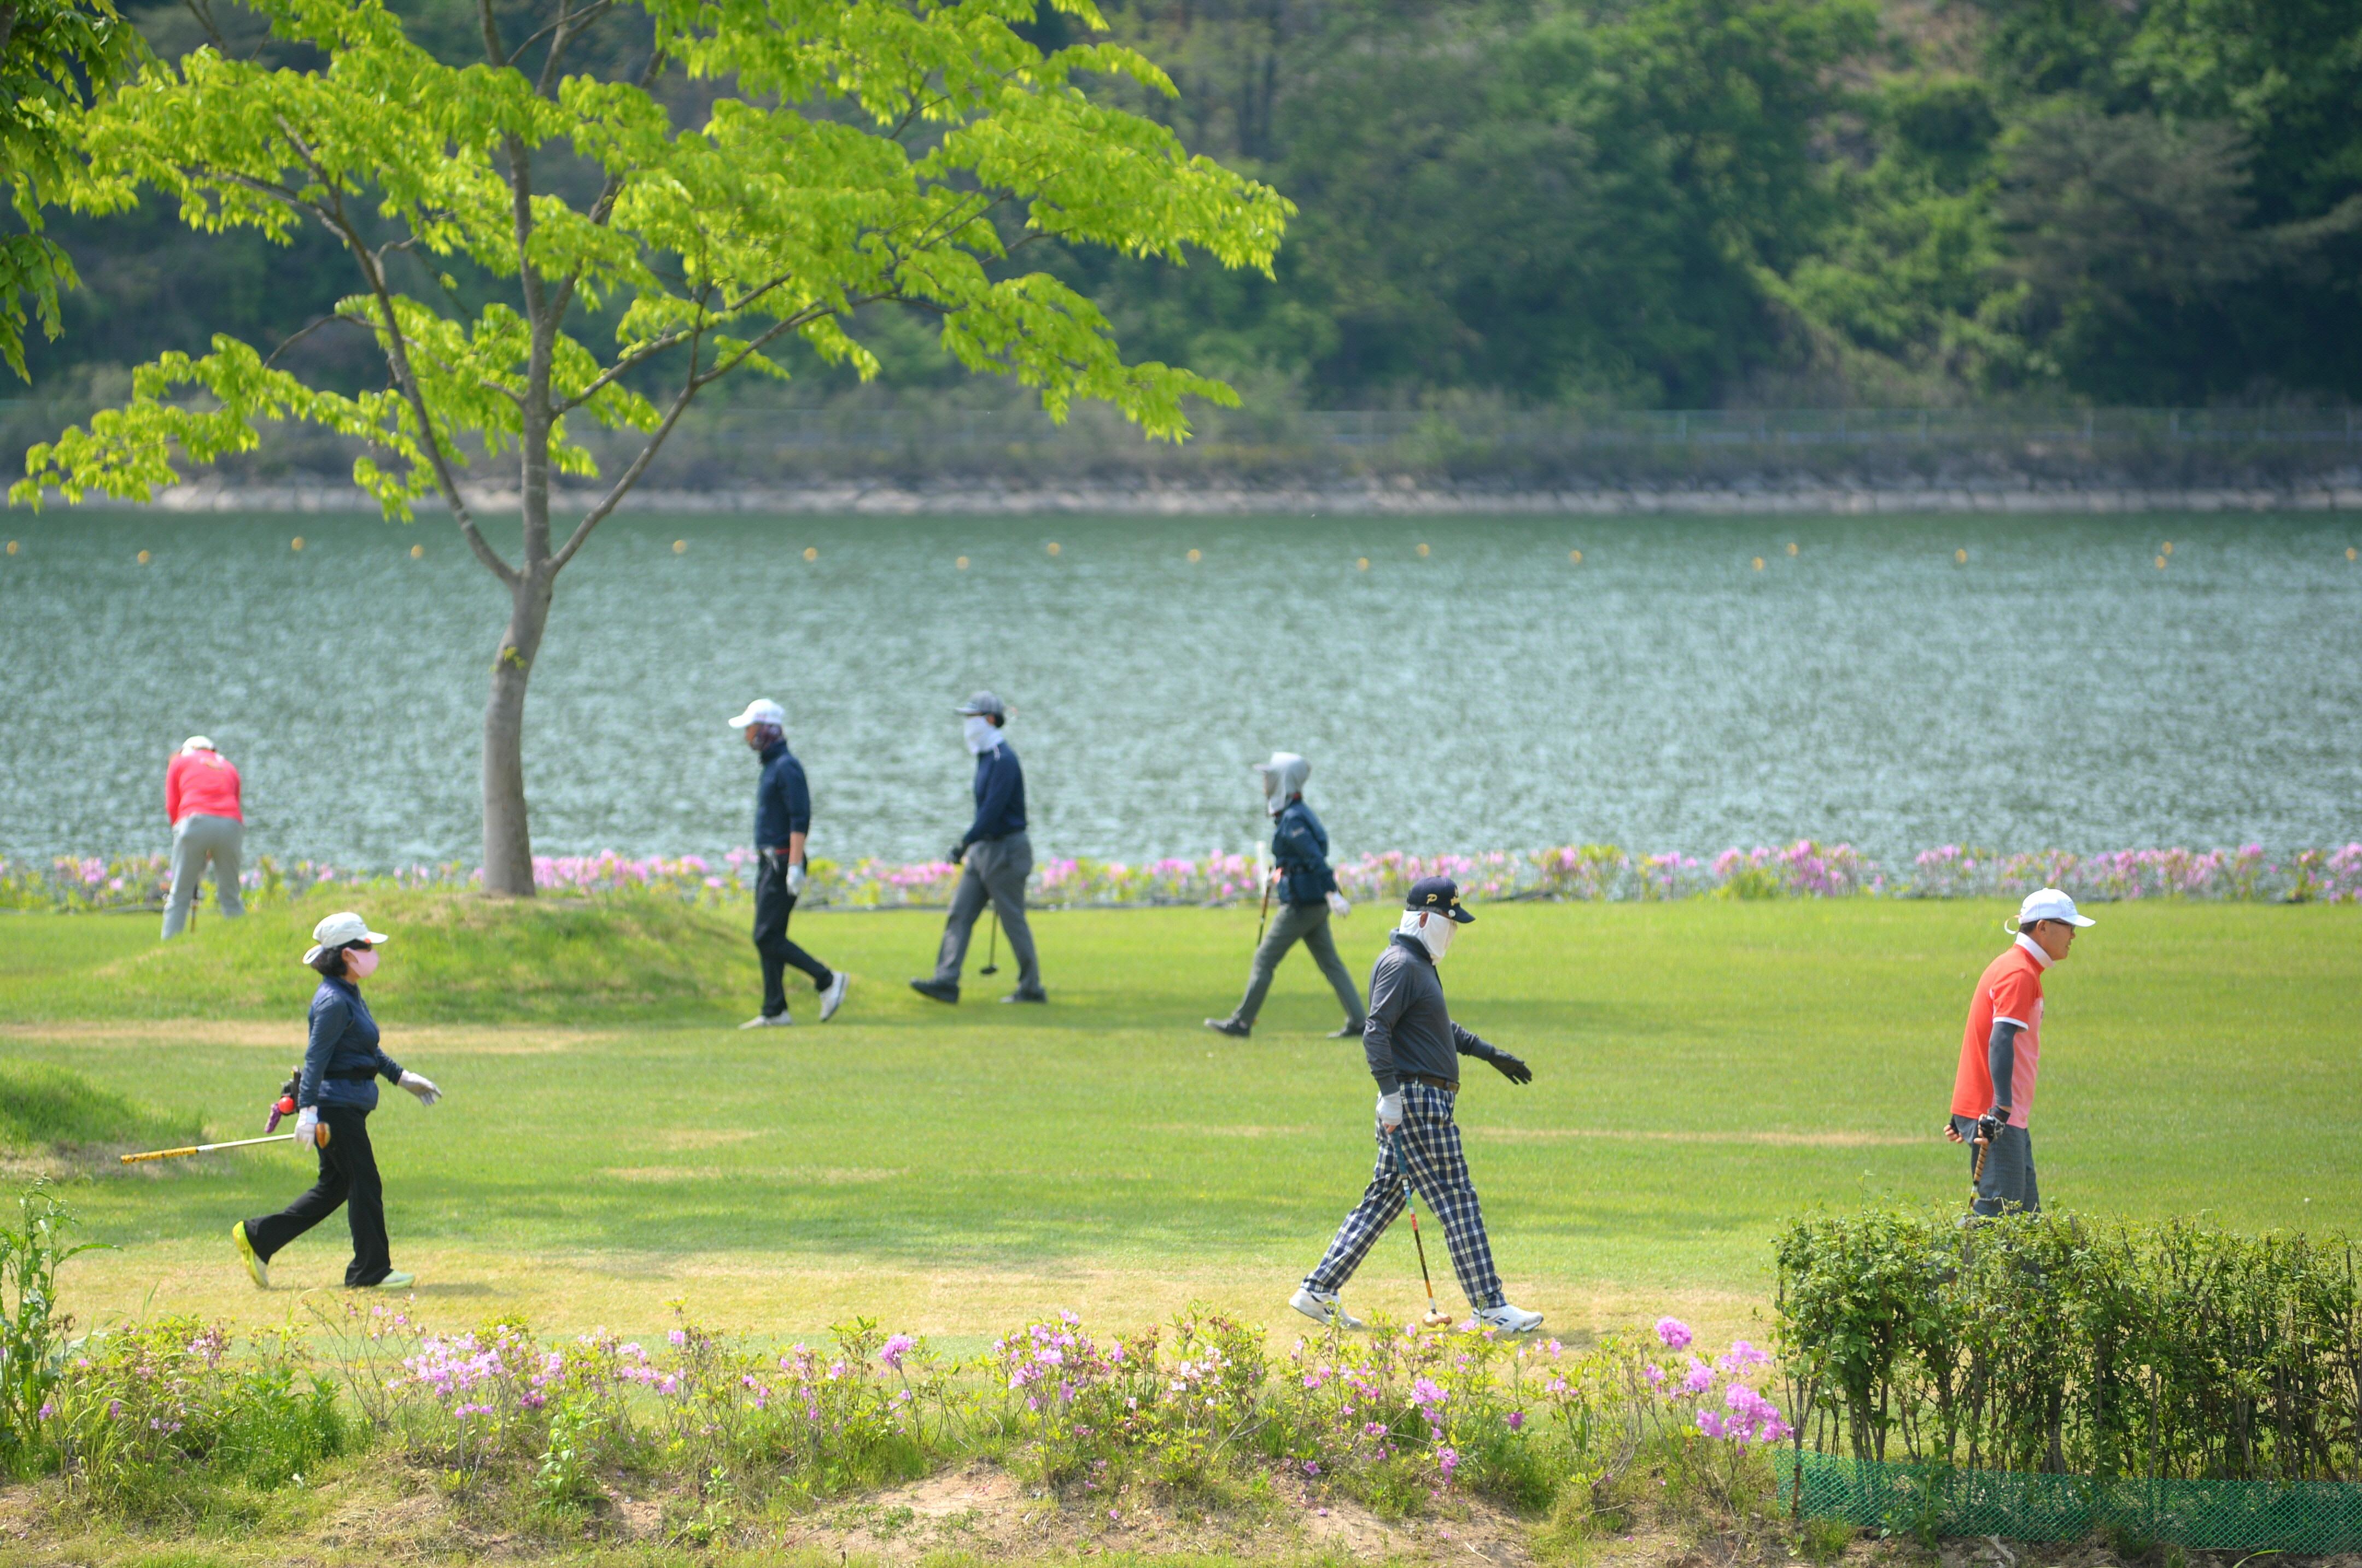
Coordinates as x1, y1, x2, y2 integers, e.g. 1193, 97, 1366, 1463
1000, 988, 1048, 1004
908, 978, 960, 1005
1328, 1020, 1367, 1038
1203, 1017, 1251, 1038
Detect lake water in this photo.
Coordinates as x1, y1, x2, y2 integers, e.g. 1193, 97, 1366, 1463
3, 510, 2358, 869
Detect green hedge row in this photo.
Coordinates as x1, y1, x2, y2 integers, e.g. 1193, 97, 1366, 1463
1773, 1209, 2361, 1483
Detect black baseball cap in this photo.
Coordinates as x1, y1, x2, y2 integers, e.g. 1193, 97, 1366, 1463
1404, 875, 1475, 923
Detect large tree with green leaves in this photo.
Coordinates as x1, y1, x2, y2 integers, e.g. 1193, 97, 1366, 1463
0, 0, 141, 378
16, 0, 1286, 892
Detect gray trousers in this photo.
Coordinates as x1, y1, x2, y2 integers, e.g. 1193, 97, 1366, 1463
1227, 901, 1364, 1028
163, 813, 245, 939
933, 831, 1039, 992
1952, 1114, 2039, 1216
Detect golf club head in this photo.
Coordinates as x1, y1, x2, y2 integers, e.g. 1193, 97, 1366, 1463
1420, 1308, 1452, 1328
980, 964, 998, 974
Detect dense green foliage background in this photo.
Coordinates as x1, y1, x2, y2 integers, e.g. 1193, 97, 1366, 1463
13, 0, 2362, 412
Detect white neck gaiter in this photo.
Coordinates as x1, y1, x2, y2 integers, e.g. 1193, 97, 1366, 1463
1398, 909, 1454, 962
963, 716, 1003, 755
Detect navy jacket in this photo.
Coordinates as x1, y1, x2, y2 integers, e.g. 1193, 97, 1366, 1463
299, 975, 405, 1111
1361, 933, 1509, 1094
962, 741, 1027, 847
754, 740, 812, 850
1271, 798, 1340, 906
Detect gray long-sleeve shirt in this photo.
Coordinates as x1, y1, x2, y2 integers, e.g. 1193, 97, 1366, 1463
1362, 932, 1507, 1093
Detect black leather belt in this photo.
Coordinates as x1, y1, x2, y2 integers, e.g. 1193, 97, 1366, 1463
1405, 1073, 1458, 1092
326, 1068, 378, 1081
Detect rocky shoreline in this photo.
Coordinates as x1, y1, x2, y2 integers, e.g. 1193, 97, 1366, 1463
132, 474, 2362, 513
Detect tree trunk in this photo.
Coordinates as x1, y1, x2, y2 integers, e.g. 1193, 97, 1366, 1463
480, 565, 555, 896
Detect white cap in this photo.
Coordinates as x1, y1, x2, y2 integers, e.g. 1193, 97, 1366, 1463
180, 735, 215, 754
727, 699, 786, 730
2012, 887, 2095, 930
302, 910, 388, 966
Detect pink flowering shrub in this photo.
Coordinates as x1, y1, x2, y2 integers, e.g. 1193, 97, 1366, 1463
16, 839, 2357, 912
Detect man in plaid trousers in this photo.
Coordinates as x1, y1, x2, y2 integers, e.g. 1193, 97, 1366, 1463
1291, 875, 1545, 1333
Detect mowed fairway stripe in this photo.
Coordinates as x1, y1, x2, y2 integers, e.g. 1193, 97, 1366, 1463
6, 900, 2353, 1341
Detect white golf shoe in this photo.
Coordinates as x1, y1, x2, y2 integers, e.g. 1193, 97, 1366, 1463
739, 1011, 794, 1029
818, 972, 849, 1022
1289, 1288, 1366, 1331
1472, 1302, 1545, 1335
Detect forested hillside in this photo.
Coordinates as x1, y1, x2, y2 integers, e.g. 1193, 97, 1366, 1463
15, 0, 2362, 414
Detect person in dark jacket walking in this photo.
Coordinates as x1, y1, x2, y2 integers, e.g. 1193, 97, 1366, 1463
1206, 752, 1364, 1039
910, 691, 1043, 1004
728, 698, 849, 1028
1291, 877, 1544, 1333
231, 911, 441, 1291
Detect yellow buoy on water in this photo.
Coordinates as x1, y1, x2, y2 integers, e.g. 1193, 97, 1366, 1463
1416, 542, 1430, 558
1569, 549, 1582, 564
1955, 548, 1968, 565
1786, 542, 1799, 556
1751, 556, 1765, 571
2161, 541, 2174, 555
4, 541, 16, 556
2155, 555, 2167, 569
672, 539, 687, 554
410, 544, 424, 559
956, 555, 970, 570
1186, 548, 1201, 564
1046, 542, 1061, 557
1356, 557, 1370, 571
137, 549, 151, 565
291, 536, 305, 552
803, 546, 818, 561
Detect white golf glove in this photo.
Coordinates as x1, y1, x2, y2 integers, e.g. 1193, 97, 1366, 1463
1375, 1091, 1404, 1131
1326, 890, 1351, 918
293, 1105, 320, 1149
786, 861, 808, 897
399, 1071, 441, 1107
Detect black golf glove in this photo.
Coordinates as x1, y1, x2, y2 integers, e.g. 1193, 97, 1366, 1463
948, 841, 967, 865
1975, 1108, 2008, 1145
1487, 1051, 1533, 1085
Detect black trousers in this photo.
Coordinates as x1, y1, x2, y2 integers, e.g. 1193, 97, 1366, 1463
243, 1103, 392, 1286
753, 852, 833, 1017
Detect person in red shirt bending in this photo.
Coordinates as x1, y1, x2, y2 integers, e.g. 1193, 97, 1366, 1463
1948, 887, 2094, 1216
163, 736, 245, 939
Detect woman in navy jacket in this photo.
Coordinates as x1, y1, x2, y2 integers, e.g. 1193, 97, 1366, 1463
232, 911, 440, 1290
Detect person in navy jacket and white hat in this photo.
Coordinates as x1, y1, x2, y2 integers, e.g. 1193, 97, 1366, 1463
231, 911, 441, 1291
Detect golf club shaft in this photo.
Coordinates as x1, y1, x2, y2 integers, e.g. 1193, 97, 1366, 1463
982, 909, 999, 974
1392, 1132, 1443, 1320
121, 1127, 325, 1165
1253, 867, 1273, 950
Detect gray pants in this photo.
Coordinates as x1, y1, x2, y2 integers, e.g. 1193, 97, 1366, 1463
1226, 901, 1364, 1029
163, 813, 245, 939
934, 832, 1039, 993
1952, 1114, 2039, 1216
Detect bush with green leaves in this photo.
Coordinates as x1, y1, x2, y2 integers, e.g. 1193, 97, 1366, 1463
1775, 1207, 2362, 1481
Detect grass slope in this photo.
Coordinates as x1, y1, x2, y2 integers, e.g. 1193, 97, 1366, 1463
0, 894, 2354, 1341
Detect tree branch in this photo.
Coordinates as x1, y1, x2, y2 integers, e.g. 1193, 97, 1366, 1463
507, 0, 611, 69
548, 329, 703, 572
261, 310, 364, 369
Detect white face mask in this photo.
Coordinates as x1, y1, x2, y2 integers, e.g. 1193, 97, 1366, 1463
963, 715, 1002, 754
1398, 909, 1454, 961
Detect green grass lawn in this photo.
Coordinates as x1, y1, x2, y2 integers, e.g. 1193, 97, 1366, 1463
0, 895, 2354, 1344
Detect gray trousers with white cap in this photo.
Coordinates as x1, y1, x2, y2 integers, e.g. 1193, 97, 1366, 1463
163, 813, 244, 939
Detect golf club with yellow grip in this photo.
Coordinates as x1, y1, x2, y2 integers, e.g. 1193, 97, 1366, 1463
122, 1122, 330, 1165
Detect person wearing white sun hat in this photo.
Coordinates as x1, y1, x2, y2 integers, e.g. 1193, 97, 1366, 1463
230, 912, 441, 1292
161, 735, 245, 939
1946, 887, 2095, 1218
726, 698, 849, 1028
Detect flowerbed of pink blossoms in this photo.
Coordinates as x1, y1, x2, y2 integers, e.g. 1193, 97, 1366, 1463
9, 839, 2358, 912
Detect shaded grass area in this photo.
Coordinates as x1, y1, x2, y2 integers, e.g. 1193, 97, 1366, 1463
0, 1058, 198, 1154
0, 897, 2354, 1337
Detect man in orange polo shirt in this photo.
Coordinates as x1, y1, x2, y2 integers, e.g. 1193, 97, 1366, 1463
1948, 887, 2094, 1216
162, 736, 246, 940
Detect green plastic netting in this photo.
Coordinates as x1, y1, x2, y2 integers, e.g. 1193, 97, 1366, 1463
1776, 1450, 2362, 1552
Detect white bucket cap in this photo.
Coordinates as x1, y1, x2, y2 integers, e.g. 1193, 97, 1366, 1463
180, 735, 216, 753
302, 910, 388, 966
727, 699, 786, 730
2010, 887, 2095, 931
